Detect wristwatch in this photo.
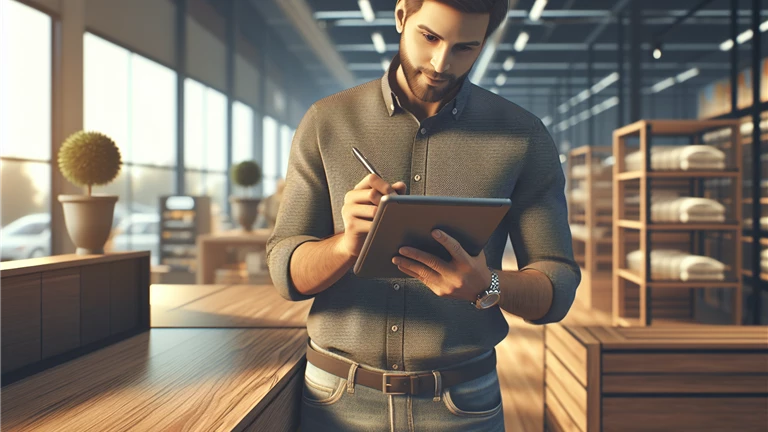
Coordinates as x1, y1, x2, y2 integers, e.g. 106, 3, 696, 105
472, 267, 501, 310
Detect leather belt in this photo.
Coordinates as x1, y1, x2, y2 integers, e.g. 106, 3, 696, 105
305, 342, 496, 396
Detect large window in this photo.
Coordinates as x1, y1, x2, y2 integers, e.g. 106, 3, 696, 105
0, 0, 53, 261
262, 115, 279, 196
184, 78, 228, 230
280, 124, 294, 180
84, 32, 177, 264
232, 100, 255, 164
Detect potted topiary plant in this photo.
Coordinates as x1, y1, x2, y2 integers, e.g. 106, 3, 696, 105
229, 160, 263, 232
57, 131, 122, 255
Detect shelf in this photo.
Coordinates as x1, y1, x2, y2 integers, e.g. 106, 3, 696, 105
742, 198, 768, 205
616, 170, 740, 181
741, 236, 768, 246
617, 269, 741, 288
617, 268, 643, 285
614, 119, 741, 137
614, 316, 715, 328
617, 220, 740, 231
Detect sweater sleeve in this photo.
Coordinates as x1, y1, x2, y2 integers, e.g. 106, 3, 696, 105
266, 105, 334, 302
507, 118, 581, 324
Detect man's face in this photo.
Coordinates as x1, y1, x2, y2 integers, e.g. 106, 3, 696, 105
398, 1, 489, 102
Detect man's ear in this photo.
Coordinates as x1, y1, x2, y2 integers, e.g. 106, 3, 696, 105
395, 1, 406, 34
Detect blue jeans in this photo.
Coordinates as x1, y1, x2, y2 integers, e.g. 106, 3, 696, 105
300, 342, 504, 432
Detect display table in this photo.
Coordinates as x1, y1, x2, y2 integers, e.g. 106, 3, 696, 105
544, 324, 768, 432
196, 229, 272, 284
2, 283, 313, 432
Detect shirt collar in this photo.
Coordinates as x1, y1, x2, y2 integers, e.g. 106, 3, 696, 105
380, 53, 470, 121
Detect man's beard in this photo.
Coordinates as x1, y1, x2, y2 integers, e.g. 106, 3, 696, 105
399, 34, 467, 103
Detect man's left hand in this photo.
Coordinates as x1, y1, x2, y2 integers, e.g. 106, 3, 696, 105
392, 229, 492, 302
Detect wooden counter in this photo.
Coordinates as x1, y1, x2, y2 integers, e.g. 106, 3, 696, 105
544, 324, 768, 432
2, 283, 312, 432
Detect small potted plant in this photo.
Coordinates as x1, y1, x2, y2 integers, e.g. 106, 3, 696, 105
57, 131, 122, 255
229, 160, 263, 232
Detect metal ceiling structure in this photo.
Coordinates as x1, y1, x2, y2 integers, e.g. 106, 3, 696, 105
256, 0, 767, 139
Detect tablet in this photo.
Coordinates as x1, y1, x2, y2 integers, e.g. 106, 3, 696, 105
352, 195, 512, 279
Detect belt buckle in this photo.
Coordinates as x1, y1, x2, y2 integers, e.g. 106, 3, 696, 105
382, 372, 410, 395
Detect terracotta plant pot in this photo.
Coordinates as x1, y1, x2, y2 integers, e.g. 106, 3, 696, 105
229, 197, 262, 232
58, 195, 118, 255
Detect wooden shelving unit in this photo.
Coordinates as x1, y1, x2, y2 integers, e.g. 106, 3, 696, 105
612, 119, 743, 327
704, 112, 768, 324
567, 146, 613, 312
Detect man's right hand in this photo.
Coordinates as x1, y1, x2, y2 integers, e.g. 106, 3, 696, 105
337, 174, 407, 259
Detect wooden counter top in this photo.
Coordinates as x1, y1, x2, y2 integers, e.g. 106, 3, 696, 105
0, 252, 150, 277
1, 327, 307, 431
151, 284, 312, 328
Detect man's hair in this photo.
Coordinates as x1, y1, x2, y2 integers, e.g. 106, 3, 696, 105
396, 0, 508, 40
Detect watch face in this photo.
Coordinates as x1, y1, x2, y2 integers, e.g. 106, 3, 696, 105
478, 292, 500, 309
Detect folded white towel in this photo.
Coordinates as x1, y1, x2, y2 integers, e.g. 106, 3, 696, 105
626, 249, 726, 281
570, 224, 610, 240
625, 145, 726, 172
569, 188, 612, 208
651, 197, 726, 223
572, 164, 610, 178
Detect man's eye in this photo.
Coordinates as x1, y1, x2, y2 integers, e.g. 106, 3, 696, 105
423, 33, 437, 42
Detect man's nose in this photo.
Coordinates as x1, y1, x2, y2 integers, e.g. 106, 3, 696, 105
430, 48, 451, 74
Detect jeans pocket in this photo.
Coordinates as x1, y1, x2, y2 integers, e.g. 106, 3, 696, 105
302, 361, 347, 406
442, 369, 503, 418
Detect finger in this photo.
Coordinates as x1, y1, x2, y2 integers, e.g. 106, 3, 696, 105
348, 204, 377, 220
398, 246, 449, 274
368, 175, 396, 196
354, 173, 379, 190
348, 218, 372, 233
393, 256, 440, 284
431, 229, 470, 262
347, 188, 383, 205
392, 181, 407, 195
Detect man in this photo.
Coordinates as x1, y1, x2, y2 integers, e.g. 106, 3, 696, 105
266, 0, 580, 430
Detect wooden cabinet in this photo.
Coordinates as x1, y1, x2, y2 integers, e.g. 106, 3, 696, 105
545, 324, 768, 432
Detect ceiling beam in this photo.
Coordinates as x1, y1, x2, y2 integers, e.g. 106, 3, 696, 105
345, 61, 729, 72
260, 0, 356, 88
335, 42, 740, 52
314, 9, 768, 21
584, 0, 632, 45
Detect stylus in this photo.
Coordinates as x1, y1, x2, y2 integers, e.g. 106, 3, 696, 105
352, 147, 382, 178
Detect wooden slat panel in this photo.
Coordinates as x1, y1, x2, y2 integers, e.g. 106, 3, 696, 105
603, 374, 768, 394
546, 325, 588, 386
586, 344, 601, 432
41, 268, 81, 359
1, 274, 41, 373
545, 388, 584, 432
603, 353, 768, 374
545, 355, 587, 431
545, 349, 587, 410
80, 264, 111, 345
603, 397, 768, 432
110, 259, 137, 335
